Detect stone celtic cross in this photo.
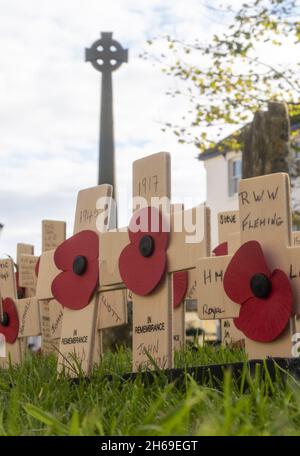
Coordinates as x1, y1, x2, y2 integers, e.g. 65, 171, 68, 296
85, 32, 128, 195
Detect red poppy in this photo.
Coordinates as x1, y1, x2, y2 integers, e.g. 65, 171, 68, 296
223, 240, 292, 342
213, 242, 228, 256
51, 230, 99, 310
173, 271, 188, 308
119, 207, 169, 296
0, 298, 19, 344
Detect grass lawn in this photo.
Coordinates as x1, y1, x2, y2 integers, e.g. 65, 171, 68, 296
0, 344, 300, 436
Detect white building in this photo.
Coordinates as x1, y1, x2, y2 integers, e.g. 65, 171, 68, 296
199, 148, 241, 248
199, 118, 300, 248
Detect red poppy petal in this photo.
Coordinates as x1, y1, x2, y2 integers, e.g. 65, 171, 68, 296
128, 207, 169, 251
51, 258, 99, 310
173, 271, 188, 308
224, 240, 270, 304
119, 243, 167, 295
54, 230, 99, 271
213, 242, 228, 256
0, 298, 19, 344
233, 269, 292, 342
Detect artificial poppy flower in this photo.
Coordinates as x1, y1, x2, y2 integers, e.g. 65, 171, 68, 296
212, 242, 228, 256
0, 297, 19, 344
51, 230, 99, 310
223, 240, 292, 342
119, 207, 169, 296
173, 271, 188, 308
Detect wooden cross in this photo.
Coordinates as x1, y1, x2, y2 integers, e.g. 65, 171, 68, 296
38, 220, 66, 354
197, 173, 300, 359
215, 210, 240, 255
114, 224, 186, 355
36, 186, 112, 375
212, 210, 244, 347
100, 152, 210, 371
18, 248, 39, 299
0, 257, 40, 367
16, 221, 67, 356
97, 289, 127, 333
36, 185, 127, 376
0, 258, 21, 367
16, 243, 34, 356
183, 210, 239, 346
16, 243, 34, 297
213, 210, 300, 348
184, 210, 243, 345
17, 242, 39, 356
0, 225, 66, 367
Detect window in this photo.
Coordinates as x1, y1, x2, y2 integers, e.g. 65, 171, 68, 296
228, 159, 242, 197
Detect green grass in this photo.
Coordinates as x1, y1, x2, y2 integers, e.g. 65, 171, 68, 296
0, 344, 300, 436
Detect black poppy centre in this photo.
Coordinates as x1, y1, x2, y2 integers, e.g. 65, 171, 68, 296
1, 312, 9, 327
73, 255, 88, 276
139, 235, 155, 258
250, 273, 272, 299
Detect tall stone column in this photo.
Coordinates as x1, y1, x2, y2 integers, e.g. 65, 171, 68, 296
85, 32, 128, 197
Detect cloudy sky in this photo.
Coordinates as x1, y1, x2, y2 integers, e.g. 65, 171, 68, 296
0, 0, 296, 258
0, 0, 226, 257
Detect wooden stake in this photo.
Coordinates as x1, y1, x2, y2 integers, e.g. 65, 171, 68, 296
38, 221, 66, 355
100, 152, 211, 371
197, 173, 300, 359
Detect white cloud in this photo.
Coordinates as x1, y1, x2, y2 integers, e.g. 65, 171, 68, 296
0, 0, 236, 256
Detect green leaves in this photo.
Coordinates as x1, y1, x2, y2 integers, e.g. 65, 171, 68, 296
143, 0, 300, 154
24, 404, 69, 435
1, 347, 300, 435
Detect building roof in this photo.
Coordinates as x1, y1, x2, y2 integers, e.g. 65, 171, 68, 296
199, 114, 300, 162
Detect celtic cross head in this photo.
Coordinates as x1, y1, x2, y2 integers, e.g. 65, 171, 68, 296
85, 32, 128, 73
